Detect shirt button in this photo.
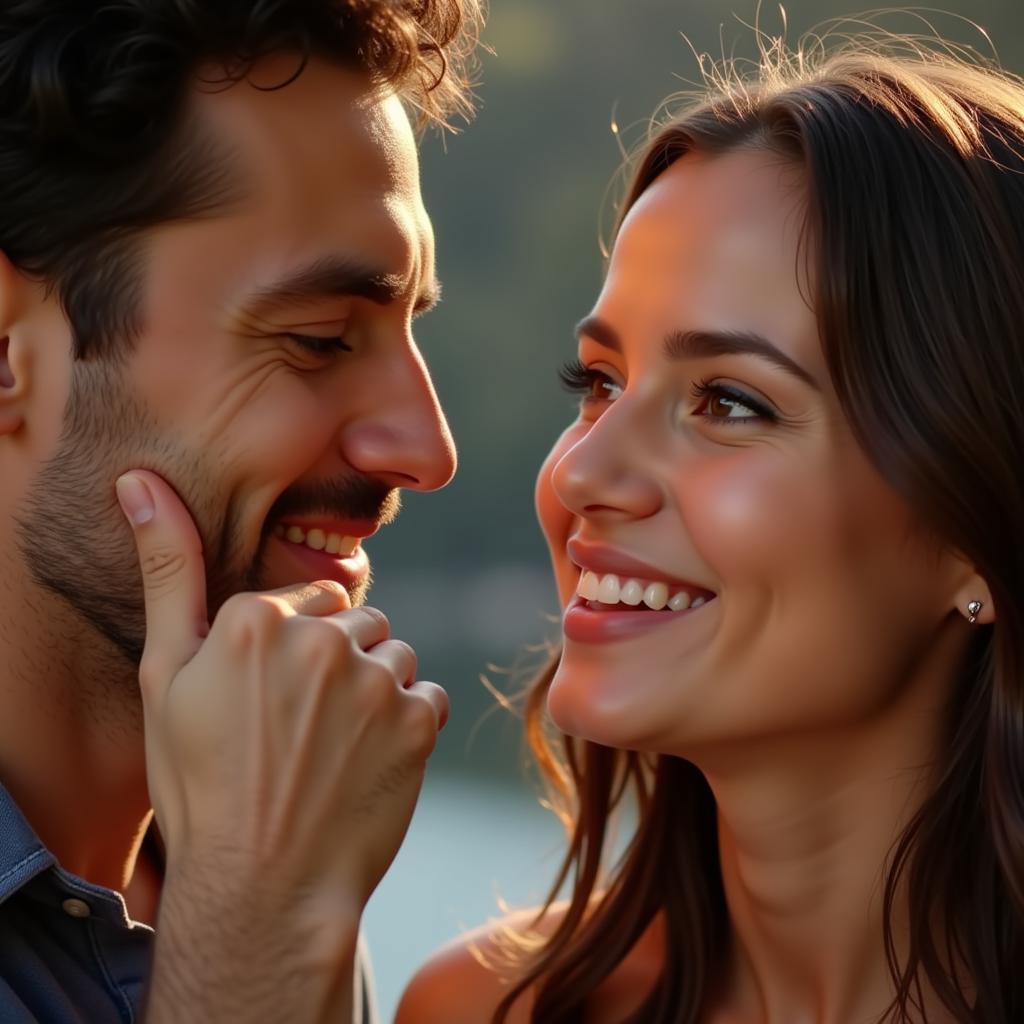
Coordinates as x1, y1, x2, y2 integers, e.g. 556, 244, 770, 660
61, 898, 91, 919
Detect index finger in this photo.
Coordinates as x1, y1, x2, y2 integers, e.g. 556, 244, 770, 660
116, 470, 210, 691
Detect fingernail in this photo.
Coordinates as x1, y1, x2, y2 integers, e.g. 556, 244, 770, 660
116, 474, 155, 526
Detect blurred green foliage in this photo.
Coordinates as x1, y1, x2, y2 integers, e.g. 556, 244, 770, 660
368, 0, 1024, 778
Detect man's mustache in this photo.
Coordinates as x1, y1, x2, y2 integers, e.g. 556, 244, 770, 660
264, 475, 401, 533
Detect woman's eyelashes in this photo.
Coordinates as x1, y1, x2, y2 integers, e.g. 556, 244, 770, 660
559, 358, 623, 403
559, 358, 777, 425
285, 332, 354, 357
689, 378, 776, 424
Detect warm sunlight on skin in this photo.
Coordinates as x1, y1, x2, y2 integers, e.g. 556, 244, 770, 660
13, 57, 456, 669
124, 58, 456, 601
0, 55, 454, 891
536, 149, 971, 758
532, 148, 982, 1022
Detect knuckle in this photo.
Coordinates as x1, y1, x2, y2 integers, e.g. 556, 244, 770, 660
217, 592, 251, 623
391, 639, 415, 661
140, 548, 187, 593
138, 651, 170, 693
308, 579, 348, 603
361, 606, 390, 633
374, 639, 416, 681
293, 619, 350, 674
217, 593, 284, 645
405, 699, 440, 755
367, 651, 403, 688
397, 643, 418, 681
354, 665, 398, 714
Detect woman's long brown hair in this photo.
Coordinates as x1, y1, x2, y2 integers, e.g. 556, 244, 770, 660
494, 33, 1024, 1024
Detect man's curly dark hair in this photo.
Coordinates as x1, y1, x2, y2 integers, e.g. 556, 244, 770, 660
0, 0, 483, 358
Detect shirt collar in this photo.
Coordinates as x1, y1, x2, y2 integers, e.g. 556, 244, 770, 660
0, 782, 56, 905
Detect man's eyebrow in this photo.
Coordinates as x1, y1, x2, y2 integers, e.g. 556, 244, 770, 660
240, 256, 438, 317
575, 315, 818, 390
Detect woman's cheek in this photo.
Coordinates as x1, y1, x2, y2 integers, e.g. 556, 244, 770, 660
536, 421, 589, 607
680, 451, 818, 578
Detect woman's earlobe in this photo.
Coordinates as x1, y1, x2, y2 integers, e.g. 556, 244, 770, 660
954, 579, 995, 626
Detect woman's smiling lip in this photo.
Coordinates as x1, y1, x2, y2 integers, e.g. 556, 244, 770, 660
563, 595, 713, 644
566, 537, 713, 593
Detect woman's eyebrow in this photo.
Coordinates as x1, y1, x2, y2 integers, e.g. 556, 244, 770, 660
665, 329, 820, 390
575, 315, 818, 391
575, 314, 622, 352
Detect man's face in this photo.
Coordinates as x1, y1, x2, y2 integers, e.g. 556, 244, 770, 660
16, 56, 455, 664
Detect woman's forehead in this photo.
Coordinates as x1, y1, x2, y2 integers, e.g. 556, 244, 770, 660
616, 150, 807, 277
603, 150, 823, 375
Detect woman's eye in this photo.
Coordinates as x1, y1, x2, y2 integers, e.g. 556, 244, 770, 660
285, 333, 353, 357
689, 380, 775, 423
559, 358, 623, 403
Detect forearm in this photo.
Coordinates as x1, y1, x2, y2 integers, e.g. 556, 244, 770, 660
143, 868, 359, 1024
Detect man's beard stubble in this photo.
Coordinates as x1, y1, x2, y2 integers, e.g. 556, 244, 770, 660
15, 358, 398, 681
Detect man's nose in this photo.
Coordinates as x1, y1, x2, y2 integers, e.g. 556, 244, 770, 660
338, 344, 457, 492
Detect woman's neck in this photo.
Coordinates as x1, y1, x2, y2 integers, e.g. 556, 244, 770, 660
694, 628, 969, 1023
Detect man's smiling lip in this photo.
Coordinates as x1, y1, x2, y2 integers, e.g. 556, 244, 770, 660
270, 532, 371, 590
268, 516, 380, 591
276, 516, 381, 539
567, 537, 711, 592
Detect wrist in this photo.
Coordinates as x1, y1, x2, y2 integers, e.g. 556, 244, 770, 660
158, 854, 363, 963
149, 873, 360, 1023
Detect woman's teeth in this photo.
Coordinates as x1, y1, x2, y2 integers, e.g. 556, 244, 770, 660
274, 523, 360, 557
577, 571, 709, 611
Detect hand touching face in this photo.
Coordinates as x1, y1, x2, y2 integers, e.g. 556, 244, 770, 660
15, 58, 456, 668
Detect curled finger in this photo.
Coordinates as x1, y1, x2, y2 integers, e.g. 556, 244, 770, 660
365, 638, 418, 688
322, 606, 392, 652
404, 680, 449, 732
263, 579, 352, 618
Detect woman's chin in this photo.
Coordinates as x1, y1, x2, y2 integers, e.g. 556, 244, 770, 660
547, 660, 655, 750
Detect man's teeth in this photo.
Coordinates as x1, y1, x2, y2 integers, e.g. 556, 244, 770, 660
274, 524, 360, 557
577, 571, 709, 611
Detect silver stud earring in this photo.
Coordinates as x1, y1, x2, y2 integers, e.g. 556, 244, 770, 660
967, 600, 983, 624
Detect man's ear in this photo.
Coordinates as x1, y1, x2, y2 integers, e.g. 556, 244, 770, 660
0, 251, 35, 436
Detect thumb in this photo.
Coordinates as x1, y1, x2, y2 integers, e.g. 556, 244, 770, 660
116, 470, 210, 692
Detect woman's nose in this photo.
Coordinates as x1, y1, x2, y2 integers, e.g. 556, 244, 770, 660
550, 407, 662, 523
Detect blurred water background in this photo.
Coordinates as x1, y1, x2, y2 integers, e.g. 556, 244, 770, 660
361, 1, 1024, 1017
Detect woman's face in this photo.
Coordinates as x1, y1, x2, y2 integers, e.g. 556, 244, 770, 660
536, 148, 964, 757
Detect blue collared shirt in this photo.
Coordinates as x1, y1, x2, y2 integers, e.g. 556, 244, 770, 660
0, 784, 378, 1023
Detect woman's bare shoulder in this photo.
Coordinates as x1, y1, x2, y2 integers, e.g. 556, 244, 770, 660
394, 903, 567, 1024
